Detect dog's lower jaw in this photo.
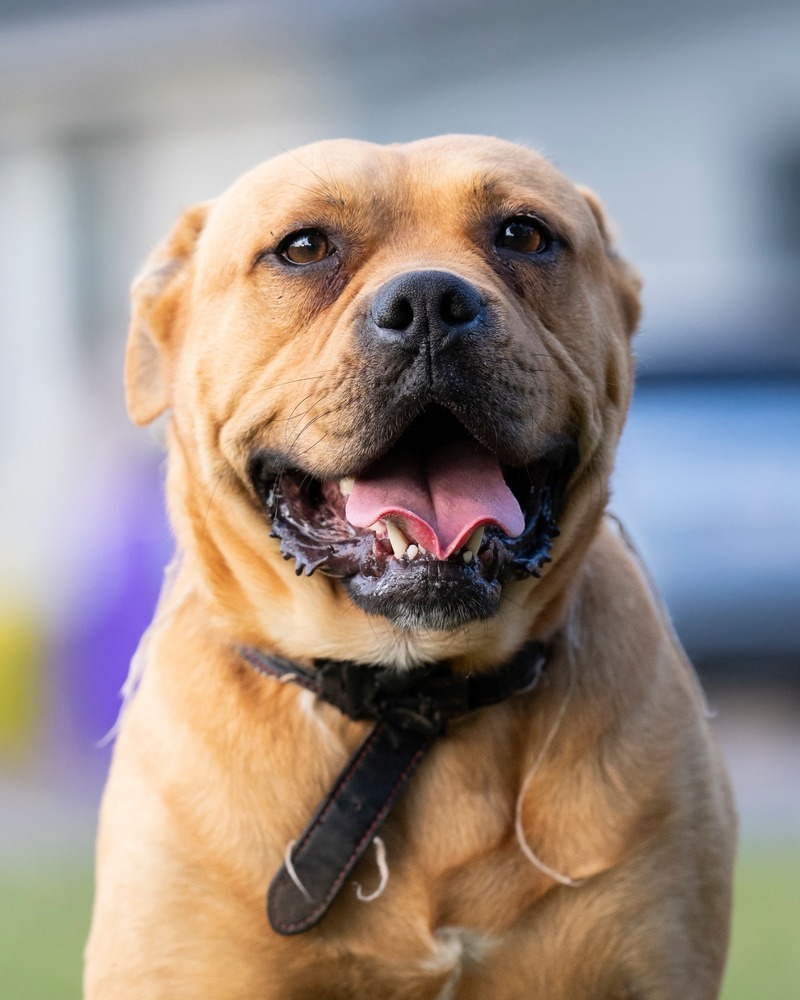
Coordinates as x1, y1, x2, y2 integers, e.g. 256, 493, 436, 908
344, 558, 503, 632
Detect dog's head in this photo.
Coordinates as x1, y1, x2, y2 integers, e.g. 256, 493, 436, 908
126, 136, 640, 663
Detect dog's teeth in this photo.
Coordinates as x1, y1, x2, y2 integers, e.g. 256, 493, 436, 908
418, 545, 427, 555
406, 544, 419, 560
466, 525, 485, 556
339, 477, 355, 496
386, 520, 410, 558
370, 521, 386, 536
462, 550, 474, 564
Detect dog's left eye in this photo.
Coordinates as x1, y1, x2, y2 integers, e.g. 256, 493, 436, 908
277, 229, 333, 265
495, 216, 550, 255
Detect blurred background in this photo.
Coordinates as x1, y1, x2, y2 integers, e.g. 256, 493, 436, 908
1, 0, 798, 996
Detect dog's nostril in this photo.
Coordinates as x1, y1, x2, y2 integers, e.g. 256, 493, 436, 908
440, 286, 482, 326
373, 294, 414, 331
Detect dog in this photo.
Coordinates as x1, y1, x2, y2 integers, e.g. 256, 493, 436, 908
85, 135, 736, 999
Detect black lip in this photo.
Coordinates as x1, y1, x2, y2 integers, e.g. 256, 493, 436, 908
346, 556, 503, 631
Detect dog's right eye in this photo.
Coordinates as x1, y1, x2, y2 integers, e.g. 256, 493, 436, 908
495, 216, 551, 255
276, 229, 332, 265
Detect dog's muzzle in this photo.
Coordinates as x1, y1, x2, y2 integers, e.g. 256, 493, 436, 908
247, 267, 578, 630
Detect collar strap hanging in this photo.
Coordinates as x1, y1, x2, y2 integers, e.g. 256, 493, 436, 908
240, 641, 549, 936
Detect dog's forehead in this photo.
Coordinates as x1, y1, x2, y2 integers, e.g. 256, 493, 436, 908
208, 136, 589, 244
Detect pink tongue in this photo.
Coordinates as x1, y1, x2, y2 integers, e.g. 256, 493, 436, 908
345, 437, 525, 560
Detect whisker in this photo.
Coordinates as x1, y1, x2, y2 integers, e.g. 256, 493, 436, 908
271, 142, 342, 204
259, 370, 336, 392
284, 390, 332, 444
481, 141, 525, 189
291, 416, 334, 459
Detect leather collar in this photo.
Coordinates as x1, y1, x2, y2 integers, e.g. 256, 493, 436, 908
241, 640, 549, 935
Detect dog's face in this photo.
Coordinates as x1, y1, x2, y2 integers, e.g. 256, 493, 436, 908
126, 136, 640, 648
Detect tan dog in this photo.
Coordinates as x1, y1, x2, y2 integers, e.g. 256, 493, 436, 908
85, 136, 735, 999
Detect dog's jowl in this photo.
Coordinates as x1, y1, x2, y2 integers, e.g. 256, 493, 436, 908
85, 136, 736, 1000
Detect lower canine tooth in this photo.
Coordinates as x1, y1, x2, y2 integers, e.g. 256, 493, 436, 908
406, 544, 419, 560
466, 525, 485, 556
339, 477, 355, 496
386, 521, 410, 558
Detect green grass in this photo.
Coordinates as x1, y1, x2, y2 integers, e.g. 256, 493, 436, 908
0, 859, 93, 1000
722, 844, 800, 1000
0, 846, 797, 998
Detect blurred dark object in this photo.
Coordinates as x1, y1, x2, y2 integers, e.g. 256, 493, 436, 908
614, 376, 800, 683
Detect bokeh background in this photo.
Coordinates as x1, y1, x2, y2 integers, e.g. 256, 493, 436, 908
1, 1, 798, 996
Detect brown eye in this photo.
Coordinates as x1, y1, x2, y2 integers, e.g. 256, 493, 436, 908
278, 229, 332, 265
496, 217, 549, 255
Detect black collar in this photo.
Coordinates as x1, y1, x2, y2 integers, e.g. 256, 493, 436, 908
241, 640, 549, 936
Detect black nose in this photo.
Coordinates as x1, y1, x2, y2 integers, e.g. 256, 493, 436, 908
367, 270, 485, 354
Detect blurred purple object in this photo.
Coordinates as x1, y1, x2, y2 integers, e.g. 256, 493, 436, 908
57, 457, 173, 755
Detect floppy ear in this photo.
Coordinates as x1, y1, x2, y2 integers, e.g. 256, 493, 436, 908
125, 201, 212, 425
577, 185, 642, 337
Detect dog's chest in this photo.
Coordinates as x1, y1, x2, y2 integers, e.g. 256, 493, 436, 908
264, 725, 553, 996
